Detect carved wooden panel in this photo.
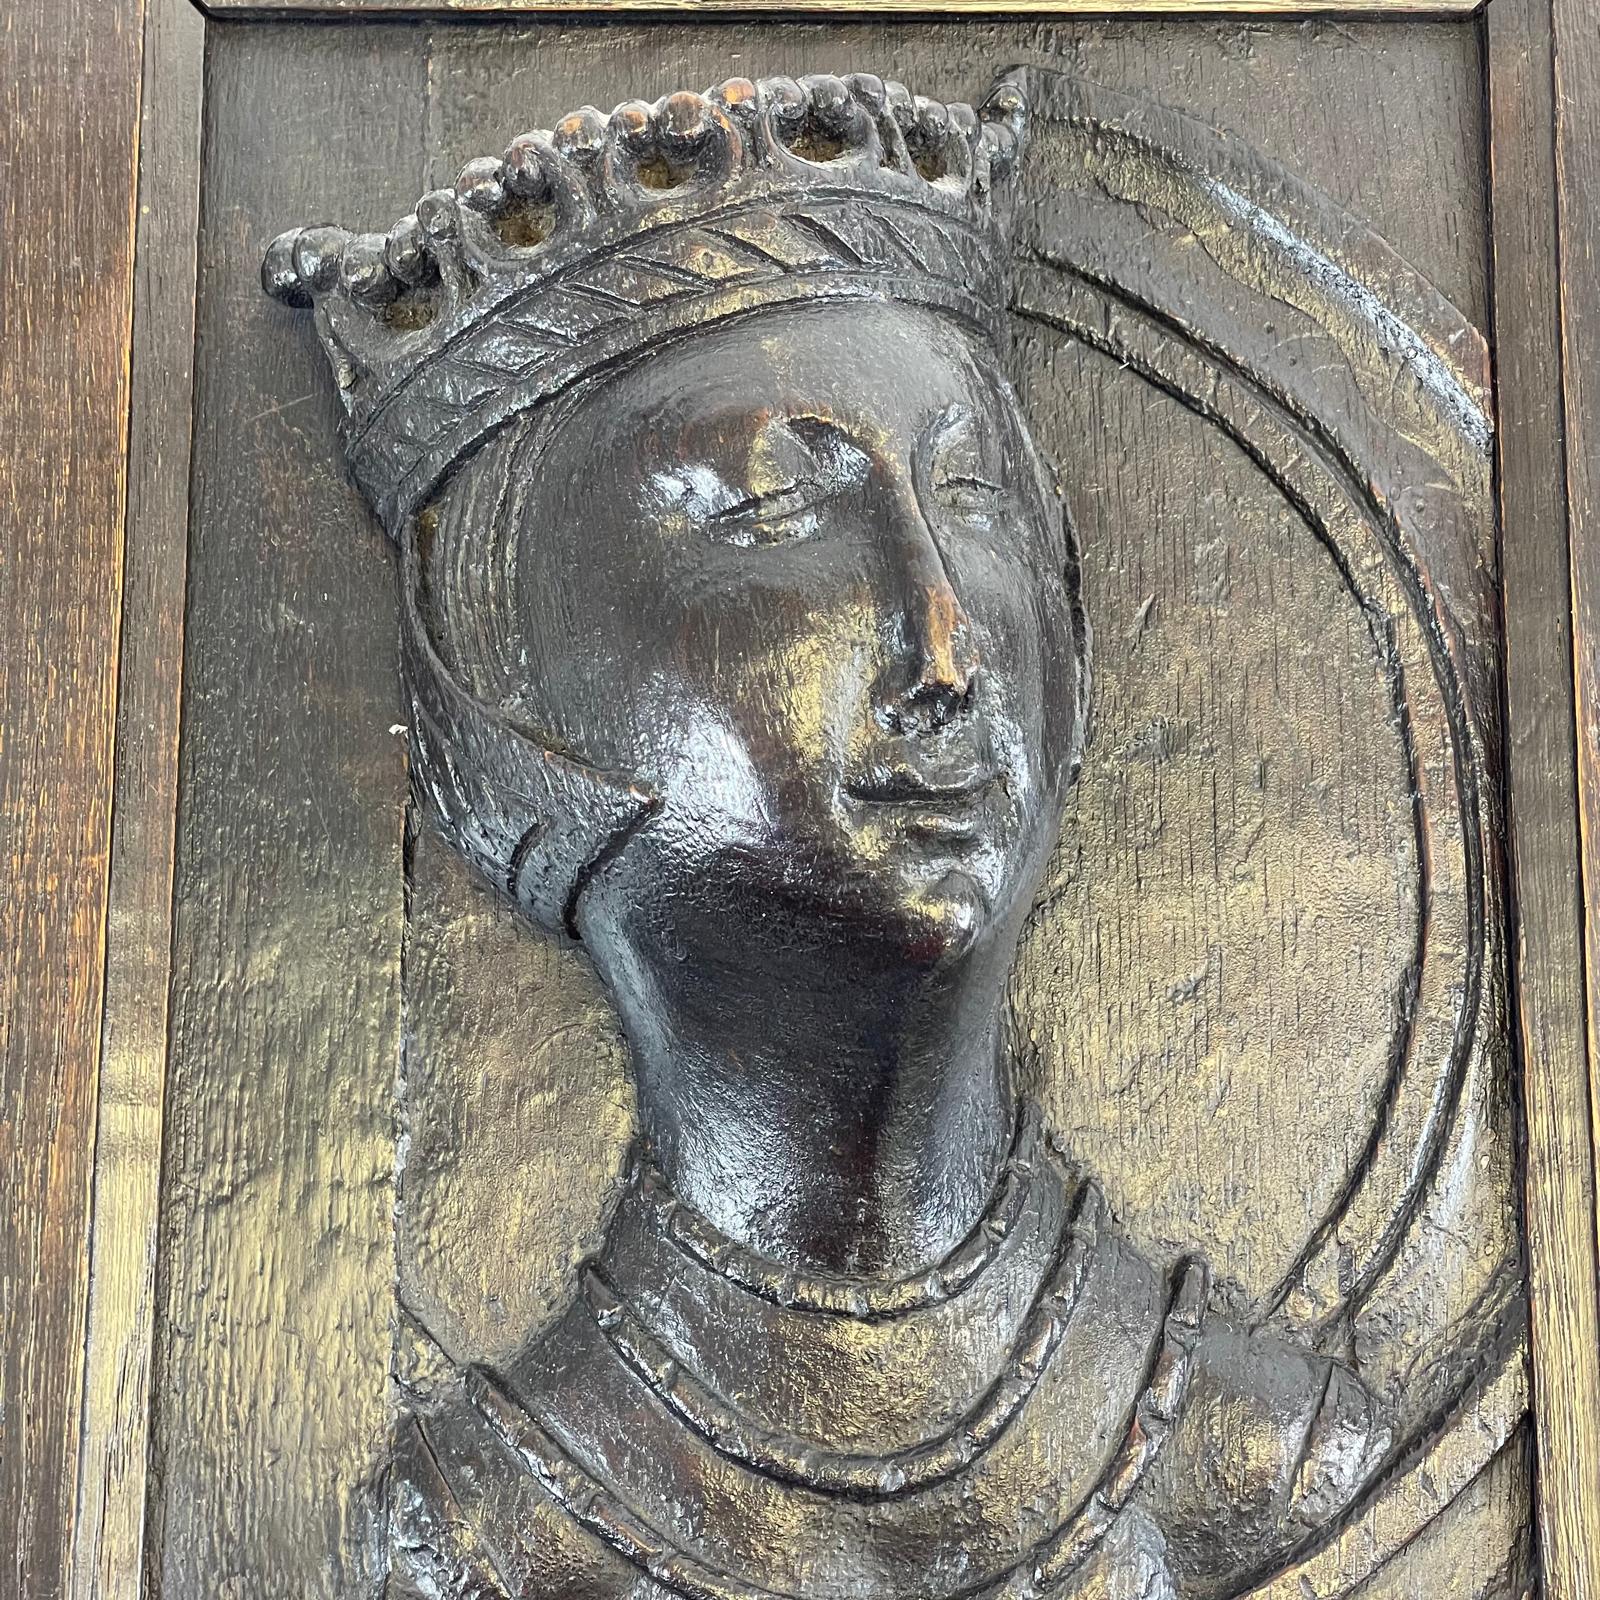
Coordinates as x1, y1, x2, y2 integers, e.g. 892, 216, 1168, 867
145, 16, 1530, 1600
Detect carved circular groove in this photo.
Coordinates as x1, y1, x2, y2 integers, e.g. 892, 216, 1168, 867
1004, 68, 1490, 1345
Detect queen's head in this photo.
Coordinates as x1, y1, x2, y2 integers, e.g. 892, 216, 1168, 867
265, 72, 1089, 1279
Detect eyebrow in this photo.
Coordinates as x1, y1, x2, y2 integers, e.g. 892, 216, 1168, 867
917, 403, 991, 470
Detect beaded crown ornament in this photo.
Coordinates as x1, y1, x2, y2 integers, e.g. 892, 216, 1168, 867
262, 72, 1031, 535
260, 71, 1033, 939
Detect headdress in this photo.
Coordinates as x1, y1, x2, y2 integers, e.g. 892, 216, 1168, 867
261, 73, 1032, 938
263, 73, 1030, 536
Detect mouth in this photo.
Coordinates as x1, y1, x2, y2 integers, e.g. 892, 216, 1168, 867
844, 762, 1005, 843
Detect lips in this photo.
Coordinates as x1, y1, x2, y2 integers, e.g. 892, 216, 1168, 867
848, 771, 997, 806
847, 749, 999, 799
844, 759, 1004, 842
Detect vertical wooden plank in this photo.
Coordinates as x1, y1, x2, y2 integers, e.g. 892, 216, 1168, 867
148, 22, 426, 1600
0, 2, 146, 1597
69, 2, 206, 1596
1553, 0, 1600, 1417
1487, 1, 1600, 1594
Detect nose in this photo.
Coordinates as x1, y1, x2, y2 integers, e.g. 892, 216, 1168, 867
878, 514, 980, 736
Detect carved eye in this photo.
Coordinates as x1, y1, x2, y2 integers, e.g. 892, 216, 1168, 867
934, 472, 1006, 517
700, 417, 868, 549
707, 483, 824, 548
927, 403, 1006, 524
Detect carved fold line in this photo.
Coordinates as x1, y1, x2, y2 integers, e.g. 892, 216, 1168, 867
1229, 1346, 1526, 1600
391, 1419, 519, 1600
699, 222, 810, 272
642, 1100, 1042, 1319
584, 1174, 1103, 1500
611, 249, 751, 290
466, 1369, 787, 1600
873, 208, 942, 277
772, 206, 871, 268
462, 1255, 1206, 1600
556, 277, 684, 316
1005, 66, 1490, 430
1007, 1258, 1208, 1597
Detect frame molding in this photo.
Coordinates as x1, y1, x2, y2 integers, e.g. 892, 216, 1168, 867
66, 1, 205, 1596
197, 1, 1480, 13
1488, 0, 1600, 1594
5, 0, 1592, 1594
0, 4, 146, 1599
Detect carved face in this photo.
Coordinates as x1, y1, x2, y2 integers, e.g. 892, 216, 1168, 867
503, 300, 1083, 978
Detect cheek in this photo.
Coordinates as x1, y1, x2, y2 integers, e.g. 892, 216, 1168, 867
669, 570, 878, 766
960, 556, 1048, 706
964, 558, 1077, 787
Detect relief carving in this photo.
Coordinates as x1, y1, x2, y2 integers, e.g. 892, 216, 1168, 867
262, 65, 1528, 1600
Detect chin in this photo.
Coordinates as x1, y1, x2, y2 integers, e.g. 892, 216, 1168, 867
880, 864, 998, 969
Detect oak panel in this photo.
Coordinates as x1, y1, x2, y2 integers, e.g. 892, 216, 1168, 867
147, 10, 1533, 1599
0, 1, 145, 1596
1488, 0, 1600, 1594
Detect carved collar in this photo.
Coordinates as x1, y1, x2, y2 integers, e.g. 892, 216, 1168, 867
632, 1098, 1048, 1320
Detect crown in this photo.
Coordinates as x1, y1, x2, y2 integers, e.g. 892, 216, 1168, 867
262, 72, 1030, 534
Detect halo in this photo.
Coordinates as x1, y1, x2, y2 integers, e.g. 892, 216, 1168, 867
1001, 67, 1496, 1340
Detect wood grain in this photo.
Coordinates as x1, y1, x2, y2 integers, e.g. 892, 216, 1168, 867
67, 2, 205, 1597
0, 1, 146, 1597
147, 27, 423, 1600
1553, 0, 1600, 1576
201, 0, 1479, 14
1487, 0, 1600, 1595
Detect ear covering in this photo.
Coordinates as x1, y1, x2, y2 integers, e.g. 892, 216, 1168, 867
399, 530, 657, 939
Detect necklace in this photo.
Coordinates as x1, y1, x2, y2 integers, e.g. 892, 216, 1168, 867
466, 1255, 1207, 1600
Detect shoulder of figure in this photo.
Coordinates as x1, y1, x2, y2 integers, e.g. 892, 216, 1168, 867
1138, 1312, 1392, 1599
387, 1387, 638, 1600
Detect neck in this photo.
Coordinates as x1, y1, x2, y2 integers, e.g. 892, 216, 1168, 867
593, 931, 1018, 1278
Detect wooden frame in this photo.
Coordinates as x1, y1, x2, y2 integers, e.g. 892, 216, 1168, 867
199, 0, 1479, 12
1486, 2, 1600, 1593
2, 0, 1595, 1594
